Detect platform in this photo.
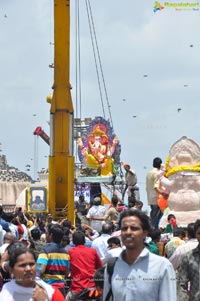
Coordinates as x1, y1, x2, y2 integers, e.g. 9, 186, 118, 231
76, 175, 114, 183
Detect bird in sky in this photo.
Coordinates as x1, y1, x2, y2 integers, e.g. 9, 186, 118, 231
184, 84, 188, 87
122, 98, 126, 102
132, 115, 137, 118
49, 63, 54, 68
143, 75, 148, 77
4, 14, 7, 18
177, 108, 182, 113
189, 44, 194, 47
33, 114, 36, 116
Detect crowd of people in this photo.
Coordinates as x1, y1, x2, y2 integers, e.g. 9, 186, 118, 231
0, 157, 199, 300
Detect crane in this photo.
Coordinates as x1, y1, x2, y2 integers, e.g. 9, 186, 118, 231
47, 0, 74, 221
33, 127, 50, 145
27, 1, 119, 217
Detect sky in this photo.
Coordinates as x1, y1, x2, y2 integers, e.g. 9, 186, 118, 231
1, 0, 200, 209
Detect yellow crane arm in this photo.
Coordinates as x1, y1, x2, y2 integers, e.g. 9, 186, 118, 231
48, 0, 74, 221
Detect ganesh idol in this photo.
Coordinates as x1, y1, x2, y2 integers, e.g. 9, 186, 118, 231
159, 136, 200, 227
77, 117, 120, 176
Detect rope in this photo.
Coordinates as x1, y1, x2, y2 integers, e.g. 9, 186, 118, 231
75, 0, 82, 162
87, 0, 114, 129
76, 0, 82, 119
34, 136, 38, 181
85, 0, 106, 118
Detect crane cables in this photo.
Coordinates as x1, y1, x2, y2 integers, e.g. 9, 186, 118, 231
75, 0, 82, 122
74, 0, 82, 163
85, 0, 114, 130
33, 135, 39, 181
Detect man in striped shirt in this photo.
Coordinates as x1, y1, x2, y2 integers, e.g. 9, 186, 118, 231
37, 223, 70, 297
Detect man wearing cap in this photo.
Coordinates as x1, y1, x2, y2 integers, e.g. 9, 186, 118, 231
121, 162, 137, 201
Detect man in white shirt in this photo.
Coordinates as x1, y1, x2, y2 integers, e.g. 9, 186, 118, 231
103, 236, 122, 265
169, 222, 198, 270
2, 212, 18, 240
103, 209, 176, 301
146, 157, 166, 228
91, 223, 113, 262
86, 197, 106, 232
0, 232, 16, 255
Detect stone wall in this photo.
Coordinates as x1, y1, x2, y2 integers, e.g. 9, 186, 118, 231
0, 181, 29, 205
0, 154, 32, 207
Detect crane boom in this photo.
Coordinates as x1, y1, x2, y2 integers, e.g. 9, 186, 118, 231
48, 0, 74, 221
33, 127, 50, 145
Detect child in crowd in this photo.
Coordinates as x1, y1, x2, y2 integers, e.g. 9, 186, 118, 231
165, 214, 177, 233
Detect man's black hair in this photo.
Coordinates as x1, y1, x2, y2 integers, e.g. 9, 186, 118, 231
31, 227, 41, 240
119, 209, 150, 232
48, 223, 64, 243
94, 267, 105, 289
128, 201, 136, 208
194, 219, 200, 234
111, 195, 118, 206
62, 235, 70, 244
79, 195, 85, 201
173, 227, 185, 238
107, 236, 121, 247
153, 157, 162, 168
148, 227, 161, 241
2, 212, 15, 222
0, 205, 5, 217
187, 223, 195, 239
72, 230, 85, 245
167, 214, 176, 222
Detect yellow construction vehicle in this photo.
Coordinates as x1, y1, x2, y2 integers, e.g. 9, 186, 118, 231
25, 1, 122, 221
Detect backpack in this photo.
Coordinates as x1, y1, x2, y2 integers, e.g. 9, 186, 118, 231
104, 257, 118, 301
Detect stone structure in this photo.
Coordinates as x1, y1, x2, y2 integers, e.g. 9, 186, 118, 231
0, 155, 32, 207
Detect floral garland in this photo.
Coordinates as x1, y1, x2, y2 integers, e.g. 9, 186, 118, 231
165, 156, 170, 173
165, 156, 200, 177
